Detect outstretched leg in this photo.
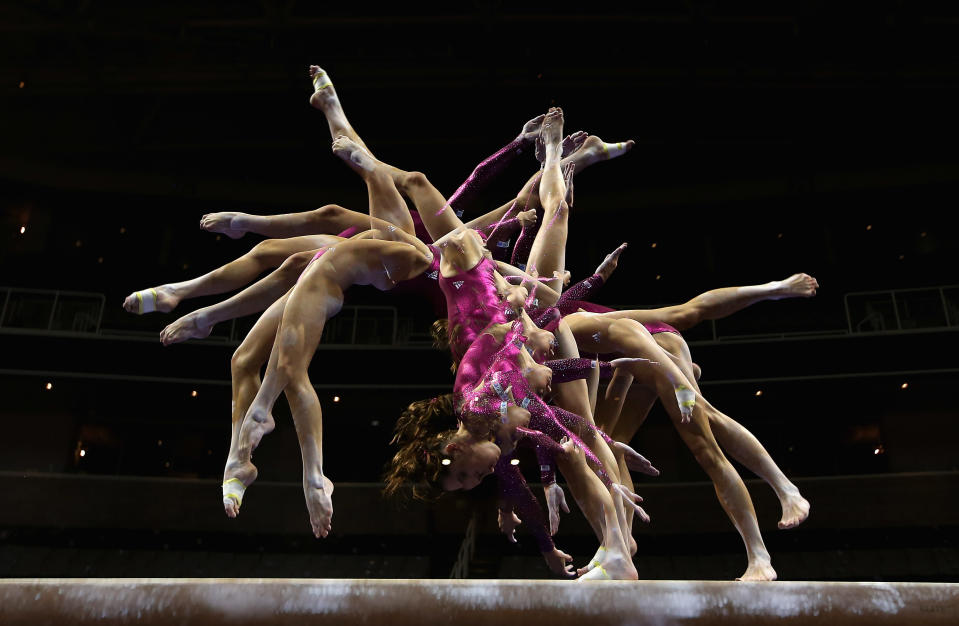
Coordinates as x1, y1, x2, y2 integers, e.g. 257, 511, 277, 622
331, 136, 415, 235
238, 263, 339, 537
653, 332, 810, 531
124, 235, 337, 314
309, 66, 371, 153
161, 248, 319, 345
221, 293, 290, 518
525, 108, 570, 282
200, 204, 370, 240
604, 273, 820, 331
567, 312, 776, 581
556, 442, 637, 580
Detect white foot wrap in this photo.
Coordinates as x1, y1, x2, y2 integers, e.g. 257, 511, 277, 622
134, 288, 159, 314
222, 477, 246, 510
675, 384, 696, 415
312, 70, 332, 90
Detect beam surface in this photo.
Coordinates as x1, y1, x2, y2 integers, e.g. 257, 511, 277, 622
1, 579, 957, 625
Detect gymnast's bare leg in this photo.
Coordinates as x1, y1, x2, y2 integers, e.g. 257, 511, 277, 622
122, 234, 342, 315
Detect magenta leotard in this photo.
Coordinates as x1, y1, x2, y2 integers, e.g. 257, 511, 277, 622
438, 256, 513, 362
454, 321, 525, 399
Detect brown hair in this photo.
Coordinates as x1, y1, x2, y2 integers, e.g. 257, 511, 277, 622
383, 394, 458, 501
430, 318, 463, 373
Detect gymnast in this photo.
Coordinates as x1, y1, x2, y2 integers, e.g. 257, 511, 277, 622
216, 108, 562, 537
513, 257, 816, 580
438, 228, 817, 581
367, 109, 664, 578
224, 106, 647, 580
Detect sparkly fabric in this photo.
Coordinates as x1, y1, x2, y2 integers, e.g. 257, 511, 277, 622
546, 357, 613, 384
477, 217, 522, 262
524, 429, 563, 485
454, 322, 525, 398
446, 136, 532, 217
560, 273, 604, 304
494, 451, 554, 553
439, 257, 511, 362
462, 353, 612, 489
510, 201, 543, 267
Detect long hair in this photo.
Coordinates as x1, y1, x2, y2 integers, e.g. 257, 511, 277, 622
383, 394, 458, 501
430, 318, 462, 373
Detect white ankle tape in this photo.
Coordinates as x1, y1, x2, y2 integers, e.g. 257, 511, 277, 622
675, 384, 696, 410
222, 478, 246, 507
135, 288, 158, 314
312, 71, 332, 90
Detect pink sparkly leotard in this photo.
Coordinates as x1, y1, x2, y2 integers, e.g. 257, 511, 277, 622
438, 256, 513, 362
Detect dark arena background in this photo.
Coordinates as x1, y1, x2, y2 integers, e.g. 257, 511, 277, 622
1, 2, 958, 624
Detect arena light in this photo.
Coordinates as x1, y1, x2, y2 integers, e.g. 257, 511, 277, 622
333, 396, 341, 403
79, 449, 86, 457
901, 382, 909, 390
45, 382, 52, 390
191, 390, 198, 397
510, 458, 520, 466
755, 390, 763, 397
441, 459, 451, 466
20, 226, 25, 234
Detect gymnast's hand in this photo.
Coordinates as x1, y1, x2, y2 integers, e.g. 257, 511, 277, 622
613, 483, 651, 524
517, 208, 537, 229
498, 508, 523, 543
542, 547, 576, 578
520, 113, 547, 142
544, 482, 570, 536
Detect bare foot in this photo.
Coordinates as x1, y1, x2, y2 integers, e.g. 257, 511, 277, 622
304, 475, 334, 538
122, 285, 180, 315
769, 273, 819, 299
245, 406, 277, 452
595, 243, 628, 282
200, 212, 246, 239
612, 441, 660, 477
577, 547, 638, 581
160, 311, 213, 345
572, 135, 636, 168
540, 108, 565, 157
737, 558, 777, 582
222, 459, 258, 518
778, 491, 810, 529
332, 135, 376, 173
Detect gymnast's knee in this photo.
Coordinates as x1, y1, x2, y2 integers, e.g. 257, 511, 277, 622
280, 250, 316, 274
398, 171, 431, 193
311, 204, 348, 221
231, 345, 260, 376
